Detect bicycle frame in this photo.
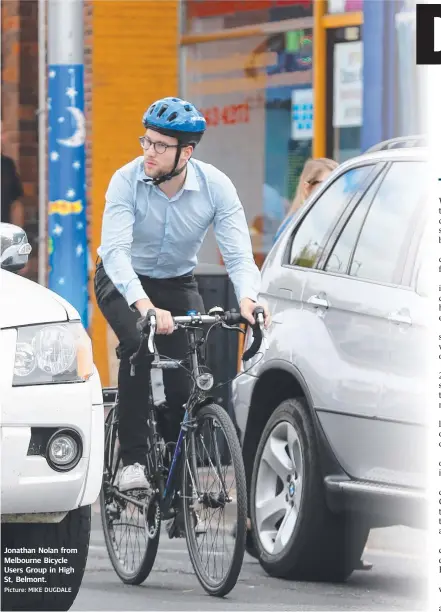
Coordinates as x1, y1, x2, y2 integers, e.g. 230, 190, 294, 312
108, 307, 264, 516
146, 325, 209, 520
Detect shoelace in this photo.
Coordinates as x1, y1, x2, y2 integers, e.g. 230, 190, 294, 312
125, 463, 144, 477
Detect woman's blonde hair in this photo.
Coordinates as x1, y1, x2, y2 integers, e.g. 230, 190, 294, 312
289, 157, 338, 216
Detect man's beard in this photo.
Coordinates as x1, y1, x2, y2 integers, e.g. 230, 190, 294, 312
144, 161, 173, 179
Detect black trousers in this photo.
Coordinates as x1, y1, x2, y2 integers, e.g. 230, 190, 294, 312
94, 262, 205, 466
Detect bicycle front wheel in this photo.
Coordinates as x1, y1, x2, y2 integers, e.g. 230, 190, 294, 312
182, 403, 247, 597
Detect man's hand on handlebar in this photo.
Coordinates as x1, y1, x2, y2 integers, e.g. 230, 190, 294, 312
137, 306, 174, 335
239, 297, 271, 329
132, 304, 267, 364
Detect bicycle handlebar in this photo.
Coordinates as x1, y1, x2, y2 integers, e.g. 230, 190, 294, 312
241, 306, 264, 362
135, 306, 265, 363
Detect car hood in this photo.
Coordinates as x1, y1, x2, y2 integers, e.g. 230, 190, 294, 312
0, 270, 81, 328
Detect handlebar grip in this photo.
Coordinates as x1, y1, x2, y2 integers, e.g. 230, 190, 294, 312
224, 311, 247, 325
242, 306, 265, 362
136, 309, 157, 334
242, 325, 263, 362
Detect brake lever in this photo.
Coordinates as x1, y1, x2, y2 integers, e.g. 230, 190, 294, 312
221, 321, 246, 334
147, 318, 156, 354
256, 312, 269, 349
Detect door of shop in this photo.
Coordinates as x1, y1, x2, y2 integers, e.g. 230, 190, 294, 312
326, 25, 363, 162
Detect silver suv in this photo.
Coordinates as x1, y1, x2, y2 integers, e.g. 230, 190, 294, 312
232, 138, 429, 583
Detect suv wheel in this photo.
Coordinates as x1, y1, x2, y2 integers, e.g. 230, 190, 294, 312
1, 505, 91, 611
250, 398, 369, 582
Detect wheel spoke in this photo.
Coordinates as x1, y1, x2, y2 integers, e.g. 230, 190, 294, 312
255, 493, 287, 531
287, 426, 302, 475
261, 437, 290, 480
272, 505, 297, 555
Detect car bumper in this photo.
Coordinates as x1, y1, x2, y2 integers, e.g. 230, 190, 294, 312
1, 367, 104, 516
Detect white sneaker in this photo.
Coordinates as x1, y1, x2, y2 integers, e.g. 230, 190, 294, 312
118, 463, 151, 492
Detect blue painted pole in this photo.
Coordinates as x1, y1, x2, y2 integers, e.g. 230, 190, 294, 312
361, 0, 386, 151
385, 0, 397, 140
48, 0, 88, 328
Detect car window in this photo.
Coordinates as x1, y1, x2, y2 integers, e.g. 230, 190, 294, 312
288, 165, 373, 269
349, 161, 429, 285
324, 170, 385, 274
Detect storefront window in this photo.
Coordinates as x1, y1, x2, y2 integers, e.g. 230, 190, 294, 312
185, 0, 313, 34
182, 14, 313, 266
326, 27, 363, 162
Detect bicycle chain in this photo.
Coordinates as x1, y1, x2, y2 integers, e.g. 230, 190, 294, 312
145, 496, 161, 540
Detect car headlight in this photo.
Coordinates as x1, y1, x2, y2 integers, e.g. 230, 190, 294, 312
13, 322, 94, 386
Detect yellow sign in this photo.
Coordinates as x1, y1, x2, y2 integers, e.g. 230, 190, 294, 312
49, 200, 83, 215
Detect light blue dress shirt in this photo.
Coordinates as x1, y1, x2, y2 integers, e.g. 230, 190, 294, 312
98, 156, 261, 308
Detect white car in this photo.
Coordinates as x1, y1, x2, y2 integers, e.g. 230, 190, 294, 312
1, 223, 104, 611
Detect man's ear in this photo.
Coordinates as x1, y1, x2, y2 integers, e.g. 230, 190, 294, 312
182, 145, 194, 162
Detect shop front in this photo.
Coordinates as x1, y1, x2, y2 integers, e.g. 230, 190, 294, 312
181, 0, 367, 265
181, 0, 314, 266
313, 0, 363, 161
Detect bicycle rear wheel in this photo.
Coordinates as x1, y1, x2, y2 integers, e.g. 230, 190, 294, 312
182, 403, 247, 597
100, 405, 160, 585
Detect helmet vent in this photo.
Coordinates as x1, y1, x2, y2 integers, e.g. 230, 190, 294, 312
184, 104, 192, 111
167, 112, 178, 122
157, 104, 168, 118
149, 105, 156, 114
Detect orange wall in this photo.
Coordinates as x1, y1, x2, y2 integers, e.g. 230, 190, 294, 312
89, 0, 179, 386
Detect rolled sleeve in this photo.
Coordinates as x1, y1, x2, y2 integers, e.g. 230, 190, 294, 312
212, 175, 261, 304
99, 170, 149, 307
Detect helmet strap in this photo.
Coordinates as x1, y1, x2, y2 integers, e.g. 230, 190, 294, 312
143, 145, 187, 186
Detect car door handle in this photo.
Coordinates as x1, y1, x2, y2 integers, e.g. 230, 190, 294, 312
388, 311, 412, 325
307, 295, 329, 308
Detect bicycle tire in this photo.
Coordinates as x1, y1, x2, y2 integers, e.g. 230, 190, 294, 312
99, 406, 160, 585
182, 403, 247, 597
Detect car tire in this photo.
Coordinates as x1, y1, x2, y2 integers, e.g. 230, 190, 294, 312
250, 398, 369, 582
1, 505, 91, 611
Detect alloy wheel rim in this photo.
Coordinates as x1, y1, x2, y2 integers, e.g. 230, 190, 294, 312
255, 420, 304, 555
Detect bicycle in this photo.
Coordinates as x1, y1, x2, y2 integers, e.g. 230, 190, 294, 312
100, 305, 265, 597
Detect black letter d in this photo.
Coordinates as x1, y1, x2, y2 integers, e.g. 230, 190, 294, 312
416, 3, 441, 65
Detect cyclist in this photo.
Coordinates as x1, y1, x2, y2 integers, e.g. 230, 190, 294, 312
94, 97, 270, 509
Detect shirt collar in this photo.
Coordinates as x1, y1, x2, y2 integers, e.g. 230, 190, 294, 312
137, 157, 200, 192
183, 160, 200, 192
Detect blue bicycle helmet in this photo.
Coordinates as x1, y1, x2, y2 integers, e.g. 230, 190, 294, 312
142, 97, 206, 147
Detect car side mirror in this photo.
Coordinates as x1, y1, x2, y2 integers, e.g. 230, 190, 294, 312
0, 223, 32, 272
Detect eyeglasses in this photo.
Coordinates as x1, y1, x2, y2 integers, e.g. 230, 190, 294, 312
139, 136, 179, 155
